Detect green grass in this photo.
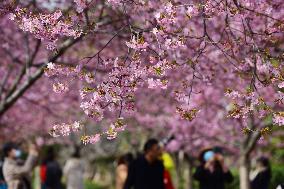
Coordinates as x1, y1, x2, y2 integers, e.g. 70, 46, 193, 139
84, 180, 108, 189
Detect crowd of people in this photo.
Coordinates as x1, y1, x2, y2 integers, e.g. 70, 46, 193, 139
115, 139, 278, 189
0, 139, 282, 189
0, 142, 84, 189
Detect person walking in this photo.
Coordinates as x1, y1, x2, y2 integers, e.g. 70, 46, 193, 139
63, 147, 85, 189
123, 138, 165, 189
250, 156, 271, 189
193, 148, 233, 189
116, 153, 133, 189
2, 142, 38, 189
43, 147, 63, 189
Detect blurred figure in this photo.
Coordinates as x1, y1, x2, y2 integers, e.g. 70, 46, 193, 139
42, 147, 63, 189
250, 156, 271, 189
161, 152, 175, 189
0, 156, 7, 189
276, 183, 284, 189
123, 138, 165, 189
63, 146, 85, 189
116, 153, 133, 189
40, 159, 47, 189
193, 147, 233, 189
2, 142, 38, 189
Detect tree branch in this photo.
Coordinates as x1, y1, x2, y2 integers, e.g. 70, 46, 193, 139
0, 37, 82, 117
5, 39, 41, 99
0, 66, 12, 99
244, 130, 261, 156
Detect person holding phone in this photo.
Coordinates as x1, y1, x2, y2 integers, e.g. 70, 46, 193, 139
193, 148, 233, 189
2, 142, 38, 189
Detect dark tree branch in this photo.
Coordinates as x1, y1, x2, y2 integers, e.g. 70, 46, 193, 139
0, 37, 82, 117
5, 39, 41, 99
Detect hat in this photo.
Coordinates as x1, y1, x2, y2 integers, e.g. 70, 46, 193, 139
213, 146, 223, 154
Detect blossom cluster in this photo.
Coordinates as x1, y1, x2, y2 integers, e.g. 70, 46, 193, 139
38, 0, 284, 144
107, 0, 122, 6
225, 89, 271, 119
273, 112, 284, 126
53, 82, 69, 93
10, 8, 82, 50
49, 118, 126, 144
147, 78, 167, 89
81, 134, 101, 145
49, 121, 83, 137
79, 57, 147, 117
126, 36, 148, 51
176, 107, 199, 122
74, 0, 87, 13
154, 2, 177, 26
46, 57, 145, 141
45, 62, 94, 93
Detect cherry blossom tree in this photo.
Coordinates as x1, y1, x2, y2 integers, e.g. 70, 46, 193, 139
0, 0, 127, 138
0, 1, 284, 189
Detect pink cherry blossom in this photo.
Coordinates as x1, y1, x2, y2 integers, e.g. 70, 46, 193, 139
89, 134, 101, 144
74, 0, 87, 13
11, 8, 82, 50
1, 2, 284, 178
278, 82, 284, 88
107, 0, 122, 6
126, 36, 149, 51
53, 82, 69, 93
273, 112, 284, 126
147, 78, 167, 89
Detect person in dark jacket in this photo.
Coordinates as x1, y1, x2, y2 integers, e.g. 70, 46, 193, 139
193, 148, 233, 189
0, 156, 7, 189
42, 147, 63, 189
123, 138, 165, 189
250, 157, 271, 189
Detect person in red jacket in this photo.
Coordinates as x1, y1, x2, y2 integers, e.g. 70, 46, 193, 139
164, 169, 174, 189
40, 164, 46, 189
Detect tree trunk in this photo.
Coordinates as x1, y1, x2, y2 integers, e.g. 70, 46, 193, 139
239, 154, 250, 189
187, 158, 193, 189
175, 151, 185, 189
238, 118, 261, 189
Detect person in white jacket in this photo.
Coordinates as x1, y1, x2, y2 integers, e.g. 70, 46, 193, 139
63, 147, 84, 189
2, 142, 38, 189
